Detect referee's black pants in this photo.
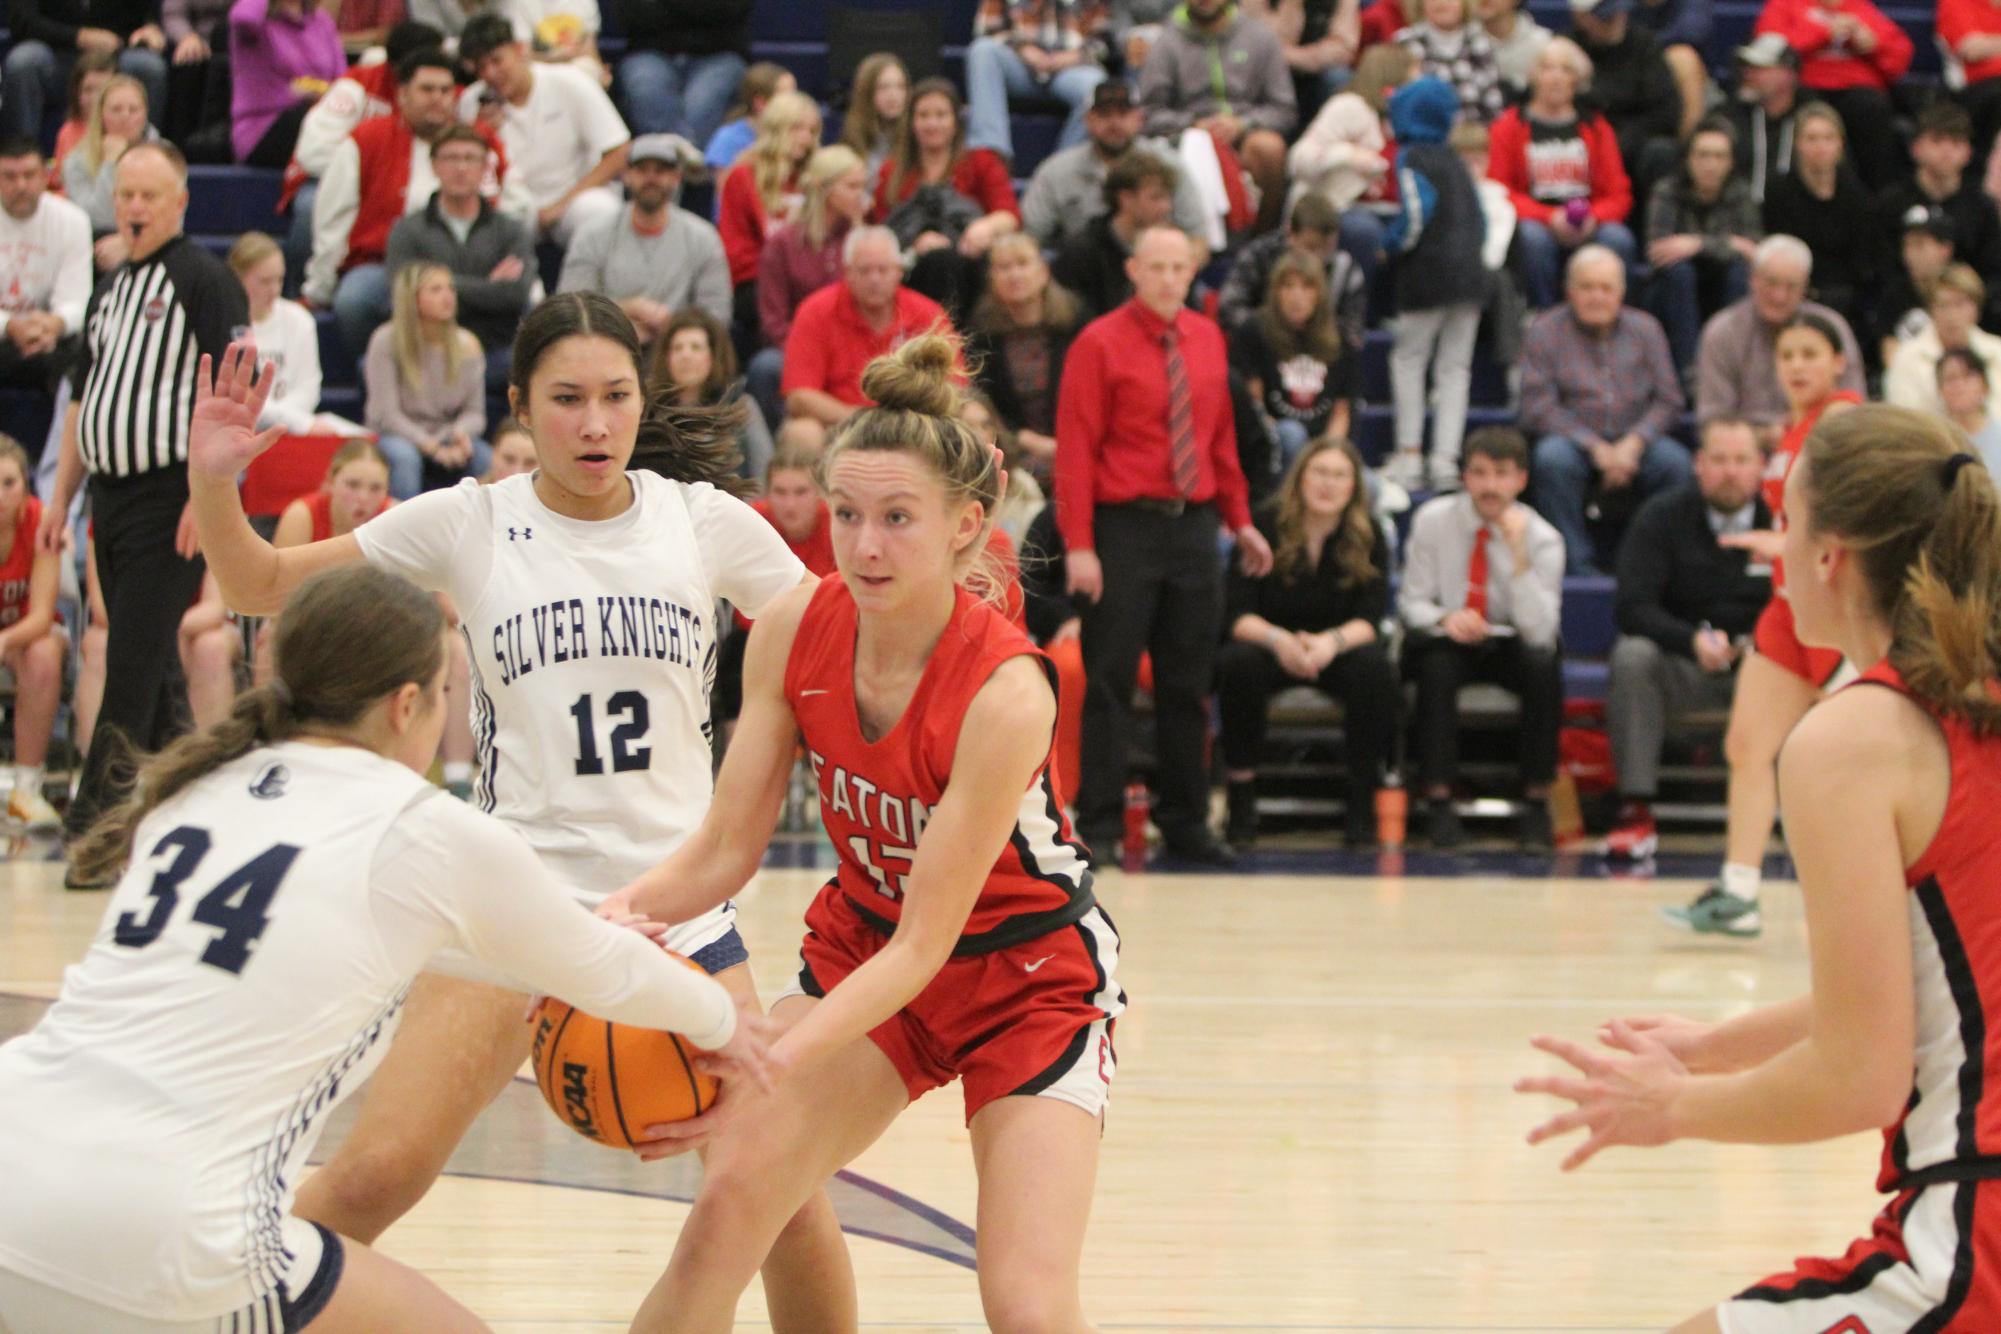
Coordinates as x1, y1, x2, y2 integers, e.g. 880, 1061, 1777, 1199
65, 464, 205, 840
1077, 502, 1223, 844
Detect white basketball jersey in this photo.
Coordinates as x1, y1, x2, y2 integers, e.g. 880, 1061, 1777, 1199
0, 744, 436, 1321
354, 472, 805, 942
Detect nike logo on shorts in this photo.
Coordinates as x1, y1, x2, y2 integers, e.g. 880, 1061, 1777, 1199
1023, 955, 1055, 973
799, 689, 830, 697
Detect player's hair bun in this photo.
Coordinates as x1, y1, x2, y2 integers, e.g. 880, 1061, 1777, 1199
860, 333, 962, 419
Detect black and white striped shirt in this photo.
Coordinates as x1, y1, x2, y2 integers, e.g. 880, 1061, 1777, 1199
74, 234, 247, 479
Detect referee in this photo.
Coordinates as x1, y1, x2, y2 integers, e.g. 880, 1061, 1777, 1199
36, 140, 247, 870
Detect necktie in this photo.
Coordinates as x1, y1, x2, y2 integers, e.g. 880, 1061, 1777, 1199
1465, 525, 1489, 617
1163, 329, 1199, 498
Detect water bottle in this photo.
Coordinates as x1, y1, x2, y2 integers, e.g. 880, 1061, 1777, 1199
1376, 772, 1407, 850
1122, 781, 1149, 869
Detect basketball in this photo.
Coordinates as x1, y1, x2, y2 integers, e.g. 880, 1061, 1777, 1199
529, 986, 721, 1151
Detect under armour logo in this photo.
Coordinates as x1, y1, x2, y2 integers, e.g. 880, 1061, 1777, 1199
509, 527, 533, 541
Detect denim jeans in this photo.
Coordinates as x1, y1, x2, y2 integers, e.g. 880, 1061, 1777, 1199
376, 433, 494, 499
964, 37, 1106, 159
332, 264, 392, 365
2, 42, 167, 142
1338, 207, 1386, 317
284, 181, 317, 300
1530, 432, 1690, 574
744, 345, 785, 437
616, 50, 746, 145
1515, 219, 1636, 309
1646, 255, 1749, 375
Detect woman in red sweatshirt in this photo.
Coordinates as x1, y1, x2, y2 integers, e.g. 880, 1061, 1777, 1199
1752, 0, 1912, 188
1940, 0, 2001, 166
1486, 36, 1636, 307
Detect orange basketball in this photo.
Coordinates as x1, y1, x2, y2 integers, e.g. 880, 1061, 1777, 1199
529, 984, 720, 1151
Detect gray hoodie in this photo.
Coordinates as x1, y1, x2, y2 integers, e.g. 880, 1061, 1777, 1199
1136, 4, 1296, 139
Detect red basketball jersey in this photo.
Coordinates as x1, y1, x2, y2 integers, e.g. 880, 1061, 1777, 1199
1763, 390, 1862, 592
0, 496, 38, 629
785, 573, 1093, 954
303, 489, 391, 544
1852, 661, 2001, 1193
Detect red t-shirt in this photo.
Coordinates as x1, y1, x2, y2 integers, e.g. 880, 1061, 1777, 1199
719, 164, 804, 286
780, 284, 953, 407
1942, 0, 2001, 85
1752, 0, 1914, 92
738, 496, 836, 629
870, 148, 1021, 225
786, 574, 1091, 952
301, 488, 392, 543
0, 496, 40, 629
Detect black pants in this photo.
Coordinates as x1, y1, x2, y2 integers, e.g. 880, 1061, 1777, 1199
1214, 638, 1399, 800
243, 99, 309, 168
1962, 78, 2001, 177
1403, 632, 1561, 792
66, 465, 206, 839
1077, 503, 1223, 840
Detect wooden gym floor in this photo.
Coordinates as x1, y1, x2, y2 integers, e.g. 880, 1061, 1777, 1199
0, 840, 1887, 1331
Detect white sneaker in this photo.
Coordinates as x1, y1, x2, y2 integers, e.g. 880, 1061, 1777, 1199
8, 786, 61, 832
1380, 449, 1424, 492
1427, 455, 1462, 493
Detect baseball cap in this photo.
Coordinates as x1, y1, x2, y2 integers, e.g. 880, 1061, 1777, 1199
1568, 0, 1629, 16
1902, 204, 1955, 242
629, 133, 703, 171
1735, 32, 1799, 68
1090, 82, 1136, 113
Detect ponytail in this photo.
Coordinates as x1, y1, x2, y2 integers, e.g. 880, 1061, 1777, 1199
69, 566, 448, 884
1902, 453, 2001, 729
1801, 406, 2001, 731
68, 684, 301, 885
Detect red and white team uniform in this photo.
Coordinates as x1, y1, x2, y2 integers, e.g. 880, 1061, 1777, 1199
1721, 661, 2001, 1332
0, 496, 44, 633
1751, 392, 1860, 687
779, 574, 1123, 1122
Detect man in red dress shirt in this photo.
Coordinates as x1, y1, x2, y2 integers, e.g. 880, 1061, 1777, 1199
1055, 224, 1273, 863
780, 225, 952, 449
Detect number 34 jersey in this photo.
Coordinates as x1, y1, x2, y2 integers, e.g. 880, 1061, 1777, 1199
356, 472, 805, 930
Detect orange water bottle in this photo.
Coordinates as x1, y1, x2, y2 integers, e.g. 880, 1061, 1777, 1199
1375, 772, 1407, 850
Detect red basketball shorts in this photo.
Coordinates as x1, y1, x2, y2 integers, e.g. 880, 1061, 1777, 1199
780, 881, 1125, 1124
1719, 1179, 2001, 1332
1753, 594, 1846, 688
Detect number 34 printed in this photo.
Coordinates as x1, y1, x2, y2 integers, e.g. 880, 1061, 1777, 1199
112, 826, 302, 976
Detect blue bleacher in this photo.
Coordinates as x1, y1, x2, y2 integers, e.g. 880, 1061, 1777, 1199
161, 0, 1940, 720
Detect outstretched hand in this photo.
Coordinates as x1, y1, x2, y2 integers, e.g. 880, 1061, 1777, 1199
1514, 1020, 1688, 1171
190, 343, 286, 482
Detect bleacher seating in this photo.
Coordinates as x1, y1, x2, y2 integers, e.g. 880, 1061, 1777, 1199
11, 0, 1946, 834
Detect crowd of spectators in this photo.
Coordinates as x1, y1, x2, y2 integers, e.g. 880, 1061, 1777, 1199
0, 0, 1984, 864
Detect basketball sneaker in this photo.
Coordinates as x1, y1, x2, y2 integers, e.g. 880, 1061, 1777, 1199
7, 786, 60, 832
1601, 803, 1659, 861
1660, 884, 1762, 938
1426, 454, 1462, 493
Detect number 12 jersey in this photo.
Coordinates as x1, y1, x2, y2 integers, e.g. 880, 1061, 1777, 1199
355, 472, 805, 944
